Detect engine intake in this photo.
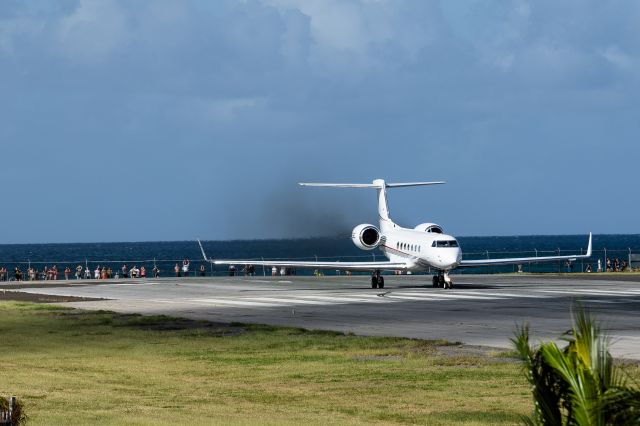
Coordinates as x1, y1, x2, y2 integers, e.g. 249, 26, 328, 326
414, 223, 444, 234
352, 224, 381, 250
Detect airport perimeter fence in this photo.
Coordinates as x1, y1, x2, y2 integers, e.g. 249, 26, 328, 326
0, 248, 637, 281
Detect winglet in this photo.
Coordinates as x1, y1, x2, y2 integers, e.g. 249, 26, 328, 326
197, 239, 211, 262
586, 232, 592, 257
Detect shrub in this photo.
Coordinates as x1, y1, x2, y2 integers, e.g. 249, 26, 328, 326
513, 307, 640, 425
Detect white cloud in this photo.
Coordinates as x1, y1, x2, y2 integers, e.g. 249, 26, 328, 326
264, 0, 438, 71
54, 0, 129, 63
599, 45, 633, 70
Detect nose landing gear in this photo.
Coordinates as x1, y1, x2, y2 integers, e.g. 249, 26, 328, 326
432, 272, 453, 289
371, 270, 384, 289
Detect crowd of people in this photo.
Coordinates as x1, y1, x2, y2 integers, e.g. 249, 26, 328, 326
0, 259, 211, 282
604, 257, 629, 272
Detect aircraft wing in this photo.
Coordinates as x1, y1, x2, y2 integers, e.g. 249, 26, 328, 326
197, 240, 406, 272
212, 259, 408, 272
458, 233, 592, 268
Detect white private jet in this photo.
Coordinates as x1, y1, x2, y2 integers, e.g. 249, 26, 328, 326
198, 179, 592, 289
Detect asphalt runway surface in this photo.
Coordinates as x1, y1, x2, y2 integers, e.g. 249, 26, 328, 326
4, 274, 640, 359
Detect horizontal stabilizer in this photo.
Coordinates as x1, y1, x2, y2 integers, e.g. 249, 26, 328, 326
299, 180, 445, 189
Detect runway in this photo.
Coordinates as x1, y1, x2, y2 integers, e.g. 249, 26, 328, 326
5, 274, 640, 359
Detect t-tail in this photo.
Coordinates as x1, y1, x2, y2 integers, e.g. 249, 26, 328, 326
299, 179, 445, 231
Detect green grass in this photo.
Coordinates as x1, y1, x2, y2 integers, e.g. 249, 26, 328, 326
0, 302, 554, 424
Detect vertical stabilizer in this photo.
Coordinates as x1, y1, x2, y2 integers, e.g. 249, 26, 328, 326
372, 179, 391, 225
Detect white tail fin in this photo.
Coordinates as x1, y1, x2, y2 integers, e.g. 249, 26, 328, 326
299, 179, 445, 229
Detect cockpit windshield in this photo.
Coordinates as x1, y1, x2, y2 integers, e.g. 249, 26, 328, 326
432, 240, 459, 248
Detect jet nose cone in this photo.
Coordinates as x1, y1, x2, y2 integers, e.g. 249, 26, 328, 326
437, 248, 461, 269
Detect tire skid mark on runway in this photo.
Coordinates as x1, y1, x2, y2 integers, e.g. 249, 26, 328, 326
293, 295, 386, 303
187, 298, 288, 307
244, 297, 334, 305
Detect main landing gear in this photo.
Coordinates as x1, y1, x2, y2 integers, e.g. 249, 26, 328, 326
432, 271, 453, 289
371, 270, 385, 289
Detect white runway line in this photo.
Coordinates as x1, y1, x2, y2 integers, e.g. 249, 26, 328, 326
538, 289, 640, 297
389, 292, 504, 300
453, 290, 547, 299
293, 294, 387, 303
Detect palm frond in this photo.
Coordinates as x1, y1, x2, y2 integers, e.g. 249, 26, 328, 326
514, 305, 640, 426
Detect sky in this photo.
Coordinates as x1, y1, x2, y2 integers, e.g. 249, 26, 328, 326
1, 0, 639, 243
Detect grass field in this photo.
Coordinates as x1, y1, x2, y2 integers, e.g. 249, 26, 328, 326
0, 300, 618, 425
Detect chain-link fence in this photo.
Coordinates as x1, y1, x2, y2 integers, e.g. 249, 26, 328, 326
0, 247, 635, 281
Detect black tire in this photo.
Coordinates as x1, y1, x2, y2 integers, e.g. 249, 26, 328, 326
378, 276, 384, 289
371, 276, 378, 289
438, 275, 444, 288
432, 276, 439, 287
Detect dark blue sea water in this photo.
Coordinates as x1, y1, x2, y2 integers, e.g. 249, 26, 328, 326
0, 234, 638, 278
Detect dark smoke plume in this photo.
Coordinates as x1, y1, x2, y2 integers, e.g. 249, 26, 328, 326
257, 185, 374, 238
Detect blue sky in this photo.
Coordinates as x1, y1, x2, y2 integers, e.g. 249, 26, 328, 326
1, 0, 638, 243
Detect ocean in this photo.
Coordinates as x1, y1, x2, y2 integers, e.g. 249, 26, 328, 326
0, 234, 638, 278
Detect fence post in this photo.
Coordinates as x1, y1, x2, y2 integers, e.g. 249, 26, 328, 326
9, 396, 15, 423
629, 248, 632, 271
604, 248, 607, 272
485, 250, 490, 274
262, 257, 265, 277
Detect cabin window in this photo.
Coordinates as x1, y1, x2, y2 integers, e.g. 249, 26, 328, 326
434, 240, 459, 248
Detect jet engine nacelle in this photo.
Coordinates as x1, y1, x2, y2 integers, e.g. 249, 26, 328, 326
414, 223, 444, 234
351, 224, 381, 250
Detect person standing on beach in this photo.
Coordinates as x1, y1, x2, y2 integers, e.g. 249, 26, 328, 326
182, 259, 190, 277
174, 263, 181, 277
64, 267, 71, 280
